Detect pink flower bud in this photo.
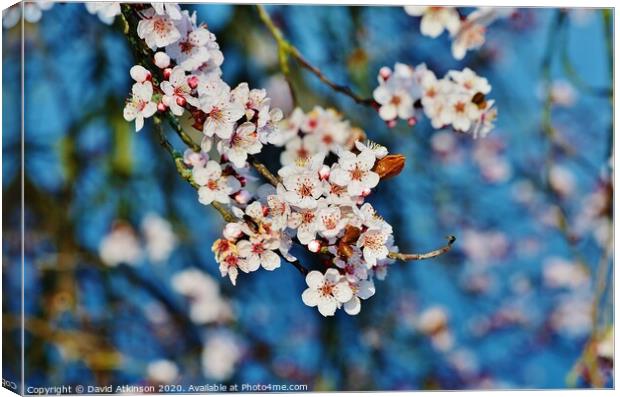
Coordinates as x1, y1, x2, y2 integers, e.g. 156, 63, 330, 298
176, 96, 187, 107
184, 149, 207, 167
307, 240, 322, 253
130, 65, 151, 83
387, 119, 397, 128
318, 165, 330, 181
157, 102, 168, 112
223, 223, 243, 240
187, 75, 199, 89
361, 187, 372, 197
407, 117, 417, 127
153, 52, 170, 69
233, 190, 252, 205
163, 68, 172, 80
379, 66, 392, 81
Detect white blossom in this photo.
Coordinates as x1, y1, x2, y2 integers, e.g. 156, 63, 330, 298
99, 224, 142, 267
137, 8, 181, 50
123, 81, 157, 132
329, 148, 379, 197
192, 161, 241, 205
301, 269, 353, 316
201, 331, 241, 381
217, 122, 262, 168
404, 6, 460, 38
85, 2, 120, 25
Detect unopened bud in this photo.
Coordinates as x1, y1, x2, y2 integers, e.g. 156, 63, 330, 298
318, 165, 331, 181
130, 65, 150, 83
184, 149, 207, 167
223, 223, 243, 240
153, 52, 170, 69
379, 66, 392, 81
373, 154, 406, 180
233, 190, 252, 205
187, 75, 199, 89
387, 119, 397, 128
176, 96, 187, 107
407, 117, 417, 127
361, 187, 372, 197
163, 68, 172, 80
157, 102, 167, 112
308, 240, 322, 253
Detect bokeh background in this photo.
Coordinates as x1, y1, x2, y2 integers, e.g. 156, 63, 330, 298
2, 2, 614, 391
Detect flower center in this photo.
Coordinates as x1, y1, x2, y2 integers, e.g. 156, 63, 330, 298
153, 18, 171, 36
454, 102, 466, 114
319, 282, 334, 297
215, 239, 231, 254
350, 164, 365, 181
390, 96, 402, 106
301, 211, 315, 224
296, 147, 309, 160
322, 214, 338, 230
224, 253, 238, 267
297, 182, 314, 198
363, 232, 384, 250
179, 39, 195, 54
251, 242, 264, 255
207, 179, 219, 190
210, 107, 223, 122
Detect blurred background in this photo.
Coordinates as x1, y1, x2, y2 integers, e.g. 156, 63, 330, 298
2, 2, 614, 391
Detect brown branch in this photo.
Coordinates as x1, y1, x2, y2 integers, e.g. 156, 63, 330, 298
248, 155, 281, 186
256, 5, 377, 108
388, 235, 456, 261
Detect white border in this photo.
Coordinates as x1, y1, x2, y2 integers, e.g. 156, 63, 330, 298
0, 1, 616, 397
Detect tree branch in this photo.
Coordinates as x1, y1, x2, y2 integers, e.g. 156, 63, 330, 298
248, 155, 281, 186
256, 5, 377, 108
388, 236, 456, 261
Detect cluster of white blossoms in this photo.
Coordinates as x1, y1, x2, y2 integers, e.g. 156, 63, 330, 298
373, 63, 497, 138
211, 140, 403, 316
404, 6, 514, 60
268, 106, 366, 165
2, 0, 54, 29
99, 212, 177, 267
118, 3, 449, 317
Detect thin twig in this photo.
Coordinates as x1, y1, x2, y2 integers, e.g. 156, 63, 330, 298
166, 112, 201, 152
388, 236, 456, 261
256, 5, 377, 108
248, 155, 281, 186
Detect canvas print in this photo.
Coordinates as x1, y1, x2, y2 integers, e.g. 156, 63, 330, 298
1, 1, 614, 393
